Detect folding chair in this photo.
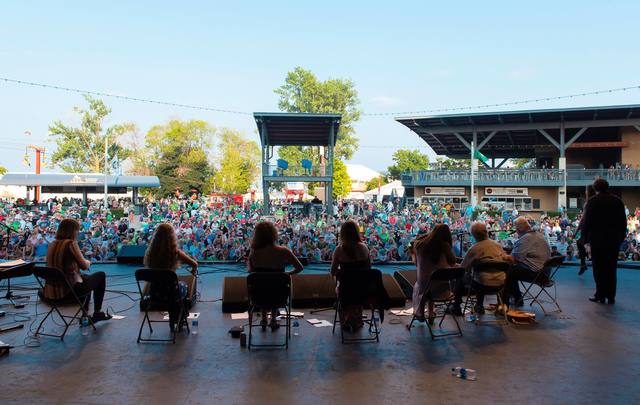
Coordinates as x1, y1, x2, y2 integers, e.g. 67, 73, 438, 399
246, 272, 292, 350
332, 268, 386, 343
464, 261, 510, 325
135, 269, 190, 344
519, 255, 565, 314
407, 267, 464, 340
32, 266, 96, 340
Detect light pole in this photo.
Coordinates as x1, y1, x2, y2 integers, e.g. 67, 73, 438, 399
104, 135, 108, 211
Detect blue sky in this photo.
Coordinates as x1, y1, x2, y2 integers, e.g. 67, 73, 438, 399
1, 1, 639, 173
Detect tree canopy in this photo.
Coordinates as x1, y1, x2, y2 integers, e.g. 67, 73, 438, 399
365, 175, 389, 191
275, 66, 361, 161
214, 128, 260, 195
49, 95, 134, 173
145, 119, 216, 197
434, 157, 470, 170
332, 159, 351, 199
387, 149, 429, 179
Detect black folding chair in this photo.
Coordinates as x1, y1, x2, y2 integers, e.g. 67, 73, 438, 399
32, 266, 96, 340
519, 255, 565, 314
407, 267, 464, 340
332, 268, 386, 343
464, 261, 510, 325
135, 268, 190, 344
246, 272, 292, 350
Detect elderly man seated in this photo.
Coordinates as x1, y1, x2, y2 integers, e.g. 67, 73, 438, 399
449, 222, 513, 315
508, 216, 551, 306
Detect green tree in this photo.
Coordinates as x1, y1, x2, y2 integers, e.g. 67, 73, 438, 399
387, 149, 429, 179
145, 119, 216, 196
509, 158, 536, 168
332, 159, 351, 199
364, 175, 389, 191
49, 95, 134, 173
275, 66, 361, 161
434, 157, 470, 170
0, 166, 6, 175
214, 128, 260, 194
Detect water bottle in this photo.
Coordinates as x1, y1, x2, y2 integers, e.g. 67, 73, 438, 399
466, 314, 477, 322
191, 319, 199, 335
451, 367, 477, 381
292, 320, 300, 336
80, 316, 89, 336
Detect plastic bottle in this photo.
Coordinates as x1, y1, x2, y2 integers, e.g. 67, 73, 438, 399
292, 320, 300, 336
80, 316, 89, 336
451, 367, 477, 381
191, 319, 199, 335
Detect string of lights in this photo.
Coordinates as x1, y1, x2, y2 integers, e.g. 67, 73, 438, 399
1, 76, 639, 118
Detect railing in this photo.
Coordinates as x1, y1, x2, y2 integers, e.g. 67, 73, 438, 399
402, 168, 640, 186
264, 164, 328, 178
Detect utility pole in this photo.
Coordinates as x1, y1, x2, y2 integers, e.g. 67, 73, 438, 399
26, 145, 46, 204
104, 136, 109, 211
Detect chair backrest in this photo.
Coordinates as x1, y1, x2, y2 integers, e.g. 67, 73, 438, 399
277, 159, 289, 169
544, 255, 565, 269
301, 159, 312, 169
33, 266, 69, 286
246, 272, 291, 308
430, 267, 464, 282
474, 260, 511, 274
337, 268, 383, 306
135, 268, 180, 306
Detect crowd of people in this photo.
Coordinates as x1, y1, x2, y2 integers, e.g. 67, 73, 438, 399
2, 192, 640, 266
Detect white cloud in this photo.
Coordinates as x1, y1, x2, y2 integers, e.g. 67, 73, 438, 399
370, 95, 404, 107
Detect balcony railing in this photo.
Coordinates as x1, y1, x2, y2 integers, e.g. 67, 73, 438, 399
401, 168, 640, 186
264, 164, 328, 178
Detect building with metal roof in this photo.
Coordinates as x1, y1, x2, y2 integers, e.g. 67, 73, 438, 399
396, 104, 640, 212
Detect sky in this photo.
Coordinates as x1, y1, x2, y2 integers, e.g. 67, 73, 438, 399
1, 1, 640, 174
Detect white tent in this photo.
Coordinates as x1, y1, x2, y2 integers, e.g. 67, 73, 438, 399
363, 180, 405, 202
346, 164, 380, 182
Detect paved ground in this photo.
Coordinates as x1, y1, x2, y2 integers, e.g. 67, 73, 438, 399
1, 263, 638, 405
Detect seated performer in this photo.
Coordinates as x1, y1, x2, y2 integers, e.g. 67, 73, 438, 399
45, 218, 111, 322
144, 223, 198, 328
411, 224, 458, 324
330, 220, 372, 331
450, 222, 513, 315
507, 217, 551, 306
247, 221, 303, 330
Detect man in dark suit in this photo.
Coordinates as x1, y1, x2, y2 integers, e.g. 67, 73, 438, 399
581, 178, 627, 304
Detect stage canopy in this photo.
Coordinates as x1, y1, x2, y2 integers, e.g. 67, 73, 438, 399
254, 112, 341, 146
396, 104, 640, 159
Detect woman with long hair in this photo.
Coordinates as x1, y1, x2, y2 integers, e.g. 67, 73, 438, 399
45, 218, 111, 322
330, 220, 371, 331
411, 224, 457, 323
248, 221, 303, 330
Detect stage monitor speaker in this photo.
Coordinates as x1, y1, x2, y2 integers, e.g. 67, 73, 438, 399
117, 244, 147, 264
221, 276, 249, 313
381, 273, 407, 308
291, 274, 336, 309
393, 269, 417, 299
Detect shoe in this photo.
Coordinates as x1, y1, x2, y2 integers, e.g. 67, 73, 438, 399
589, 297, 605, 304
473, 304, 485, 315
607, 298, 615, 305
578, 265, 587, 276
260, 318, 268, 331
513, 299, 524, 308
91, 311, 112, 323
270, 319, 280, 331
446, 304, 463, 317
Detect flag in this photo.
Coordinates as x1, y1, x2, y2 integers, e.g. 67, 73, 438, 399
474, 150, 489, 163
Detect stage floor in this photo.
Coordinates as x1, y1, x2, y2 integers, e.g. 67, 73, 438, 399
1, 263, 639, 404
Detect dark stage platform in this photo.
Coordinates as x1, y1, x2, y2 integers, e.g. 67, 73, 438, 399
1, 263, 639, 404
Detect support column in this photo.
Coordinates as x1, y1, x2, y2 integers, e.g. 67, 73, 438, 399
263, 179, 270, 216
558, 119, 567, 210
82, 189, 88, 206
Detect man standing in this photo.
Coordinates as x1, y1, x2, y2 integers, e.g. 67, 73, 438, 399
581, 178, 627, 304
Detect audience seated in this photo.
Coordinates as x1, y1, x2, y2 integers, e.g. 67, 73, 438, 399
451, 222, 514, 315
507, 217, 551, 306
248, 221, 303, 330
45, 218, 111, 322
410, 224, 457, 324
330, 220, 372, 331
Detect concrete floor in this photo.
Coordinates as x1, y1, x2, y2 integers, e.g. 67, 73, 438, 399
1, 263, 639, 405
